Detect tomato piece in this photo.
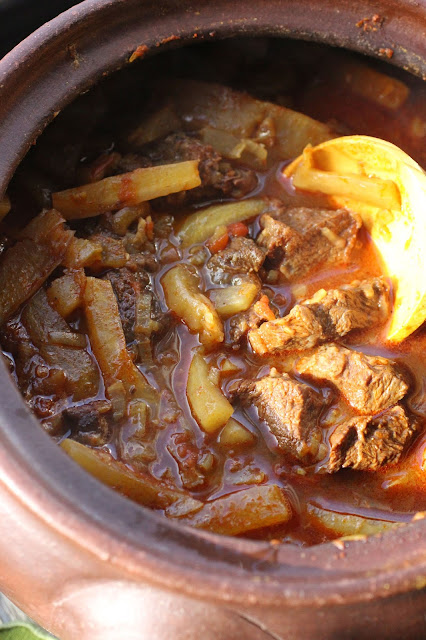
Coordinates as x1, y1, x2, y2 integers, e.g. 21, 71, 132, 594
227, 221, 249, 237
207, 232, 229, 254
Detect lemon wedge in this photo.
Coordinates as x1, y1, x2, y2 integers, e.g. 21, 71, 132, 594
284, 135, 426, 342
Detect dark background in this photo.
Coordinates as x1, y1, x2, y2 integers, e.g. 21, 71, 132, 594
0, 0, 79, 57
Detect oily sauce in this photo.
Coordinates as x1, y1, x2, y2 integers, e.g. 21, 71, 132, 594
2, 39, 425, 545
144, 170, 425, 545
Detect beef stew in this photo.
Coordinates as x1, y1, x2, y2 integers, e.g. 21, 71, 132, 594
1, 40, 425, 545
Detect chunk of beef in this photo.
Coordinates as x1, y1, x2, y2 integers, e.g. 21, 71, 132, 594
208, 236, 266, 284
230, 307, 264, 345
105, 268, 164, 349
63, 400, 112, 446
18, 289, 99, 402
249, 303, 322, 355
126, 252, 158, 273
297, 344, 409, 414
229, 294, 276, 345
305, 277, 391, 338
249, 277, 390, 355
328, 405, 415, 472
257, 207, 361, 281
147, 133, 257, 205
232, 373, 323, 461
106, 268, 148, 343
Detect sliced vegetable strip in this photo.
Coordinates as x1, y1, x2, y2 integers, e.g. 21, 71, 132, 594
167, 80, 335, 163
22, 289, 99, 401
178, 199, 267, 247
53, 160, 201, 218
209, 282, 259, 317
0, 209, 73, 326
182, 484, 292, 535
187, 352, 233, 433
84, 277, 157, 405
162, 264, 224, 346
307, 504, 402, 538
61, 439, 200, 510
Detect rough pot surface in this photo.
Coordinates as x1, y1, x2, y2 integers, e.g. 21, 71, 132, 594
0, 1, 425, 639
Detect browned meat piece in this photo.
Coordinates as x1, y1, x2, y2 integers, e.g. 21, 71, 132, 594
229, 294, 276, 345
297, 344, 409, 414
0, 210, 74, 327
126, 252, 158, 273
20, 289, 99, 402
106, 268, 148, 343
232, 373, 323, 461
105, 268, 165, 348
327, 406, 415, 472
230, 307, 265, 345
305, 277, 391, 338
147, 133, 257, 205
63, 400, 112, 447
249, 304, 322, 355
208, 237, 266, 284
249, 277, 390, 355
257, 207, 361, 281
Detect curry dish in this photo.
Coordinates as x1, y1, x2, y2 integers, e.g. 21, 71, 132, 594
1, 41, 425, 545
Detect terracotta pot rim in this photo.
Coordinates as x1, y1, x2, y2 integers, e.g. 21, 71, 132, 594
0, 0, 425, 611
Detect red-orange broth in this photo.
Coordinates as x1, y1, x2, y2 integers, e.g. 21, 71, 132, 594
1, 39, 425, 545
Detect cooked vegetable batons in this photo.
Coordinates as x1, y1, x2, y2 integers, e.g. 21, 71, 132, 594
61, 438, 199, 510
178, 199, 267, 247
128, 105, 182, 147
0, 209, 74, 326
291, 159, 401, 210
83, 277, 157, 406
47, 270, 86, 318
307, 503, 402, 538
182, 484, 292, 535
52, 160, 201, 218
219, 418, 256, 447
332, 59, 409, 111
187, 351, 233, 433
61, 440, 292, 536
199, 126, 268, 170
165, 80, 335, 163
209, 282, 259, 317
162, 264, 224, 346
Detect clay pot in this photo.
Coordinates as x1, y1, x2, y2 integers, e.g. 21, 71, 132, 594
0, 2, 425, 639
